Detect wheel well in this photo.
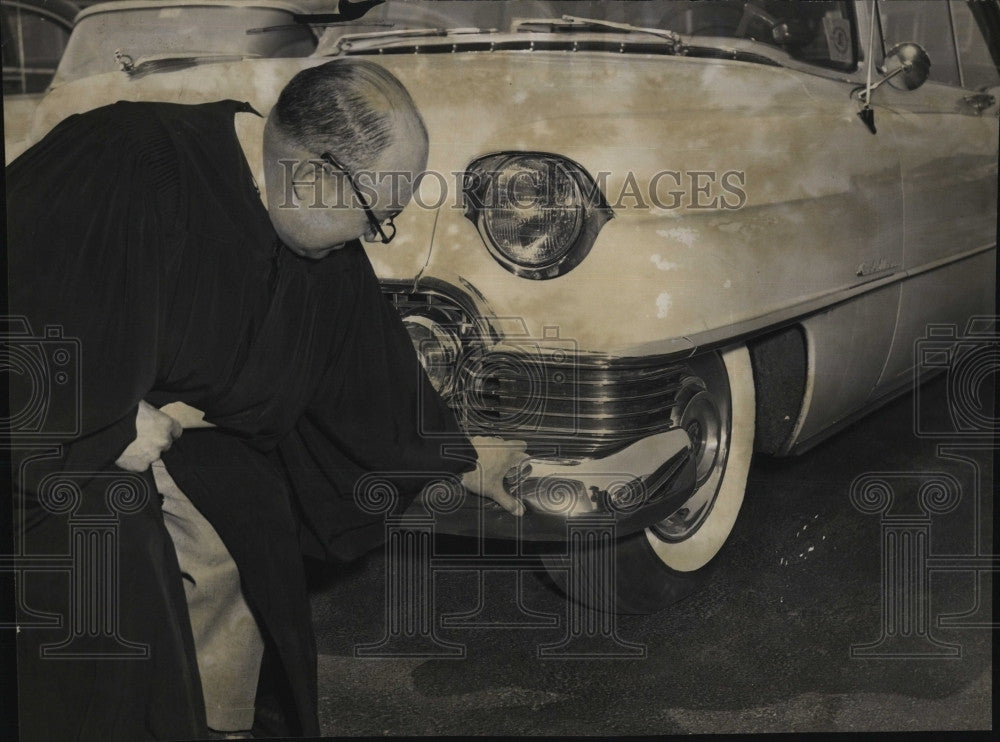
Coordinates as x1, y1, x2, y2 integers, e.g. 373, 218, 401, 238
747, 325, 807, 455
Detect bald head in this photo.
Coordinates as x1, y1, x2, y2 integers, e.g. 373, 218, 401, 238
262, 59, 429, 258
271, 58, 427, 174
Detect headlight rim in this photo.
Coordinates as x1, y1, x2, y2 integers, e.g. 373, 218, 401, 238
463, 151, 613, 281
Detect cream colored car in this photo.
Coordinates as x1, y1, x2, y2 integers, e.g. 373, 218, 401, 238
22, 0, 999, 613
2, 0, 77, 163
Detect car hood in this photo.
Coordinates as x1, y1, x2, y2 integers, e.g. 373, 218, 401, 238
27, 52, 900, 353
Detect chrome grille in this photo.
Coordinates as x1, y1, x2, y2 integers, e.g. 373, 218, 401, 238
384, 284, 490, 343
383, 283, 686, 458
456, 350, 688, 457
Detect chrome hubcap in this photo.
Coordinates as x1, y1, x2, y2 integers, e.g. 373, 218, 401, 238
651, 356, 731, 543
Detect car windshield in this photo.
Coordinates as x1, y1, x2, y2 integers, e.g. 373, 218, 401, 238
53, 3, 317, 85
315, 0, 857, 71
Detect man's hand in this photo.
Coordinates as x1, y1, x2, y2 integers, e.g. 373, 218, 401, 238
115, 401, 183, 472
460, 436, 530, 517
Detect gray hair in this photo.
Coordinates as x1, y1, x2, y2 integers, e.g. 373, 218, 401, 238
272, 58, 426, 172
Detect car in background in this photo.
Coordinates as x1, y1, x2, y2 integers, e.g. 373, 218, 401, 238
20, 0, 1000, 613
2, 0, 77, 162
5, 0, 323, 161
51, 0, 319, 85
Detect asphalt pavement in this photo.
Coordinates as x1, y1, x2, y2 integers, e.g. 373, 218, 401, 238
307, 372, 994, 735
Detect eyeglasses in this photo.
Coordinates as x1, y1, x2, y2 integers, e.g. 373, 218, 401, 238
319, 152, 397, 244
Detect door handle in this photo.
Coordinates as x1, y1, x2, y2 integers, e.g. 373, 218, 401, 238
962, 92, 996, 113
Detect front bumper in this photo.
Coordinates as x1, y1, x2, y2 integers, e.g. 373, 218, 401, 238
390, 280, 699, 540
406, 429, 696, 542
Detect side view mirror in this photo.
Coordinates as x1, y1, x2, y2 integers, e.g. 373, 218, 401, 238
879, 42, 931, 91
855, 42, 931, 134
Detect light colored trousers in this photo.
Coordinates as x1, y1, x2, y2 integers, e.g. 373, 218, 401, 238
153, 460, 265, 732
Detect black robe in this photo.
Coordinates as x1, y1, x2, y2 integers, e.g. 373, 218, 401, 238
7, 100, 474, 739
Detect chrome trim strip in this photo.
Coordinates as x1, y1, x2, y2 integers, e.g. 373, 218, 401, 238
383, 241, 994, 457
620, 242, 997, 358
905, 242, 995, 280
786, 367, 937, 456
382, 278, 500, 343
469, 349, 692, 373
466, 405, 678, 423
465, 378, 686, 400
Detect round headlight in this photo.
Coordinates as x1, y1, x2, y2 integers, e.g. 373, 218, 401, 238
480, 155, 585, 269
464, 152, 612, 280
402, 312, 463, 397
